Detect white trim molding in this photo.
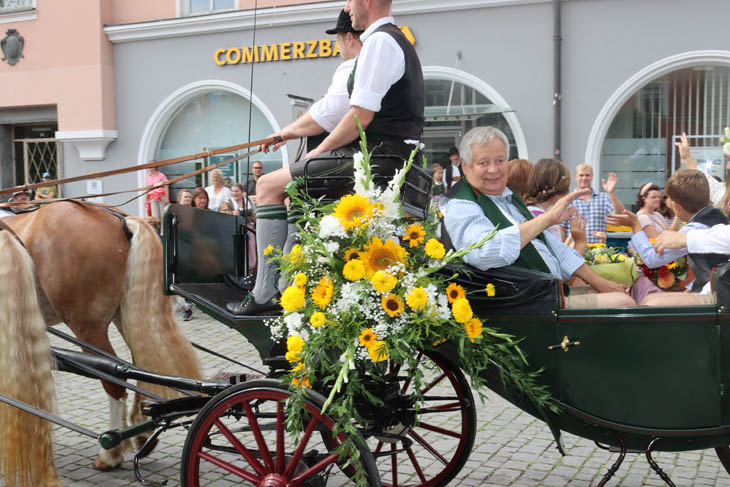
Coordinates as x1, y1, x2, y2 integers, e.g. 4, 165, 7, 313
54, 130, 118, 161
423, 66, 529, 160
585, 50, 730, 186
105, 0, 549, 43
136, 79, 286, 216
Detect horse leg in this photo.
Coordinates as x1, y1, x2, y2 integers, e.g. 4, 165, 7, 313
67, 323, 129, 471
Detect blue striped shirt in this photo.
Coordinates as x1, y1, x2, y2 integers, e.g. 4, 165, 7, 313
443, 188, 585, 281
560, 190, 613, 244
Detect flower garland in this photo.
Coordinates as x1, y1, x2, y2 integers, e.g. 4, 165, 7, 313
266, 126, 554, 486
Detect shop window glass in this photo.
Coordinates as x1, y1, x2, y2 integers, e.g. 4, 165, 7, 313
156, 90, 281, 201
424, 78, 517, 167
601, 66, 730, 208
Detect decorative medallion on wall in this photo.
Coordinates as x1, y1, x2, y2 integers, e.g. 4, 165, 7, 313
1, 29, 24, 66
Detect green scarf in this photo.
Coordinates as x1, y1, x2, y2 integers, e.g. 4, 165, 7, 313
451, 180, 551, 274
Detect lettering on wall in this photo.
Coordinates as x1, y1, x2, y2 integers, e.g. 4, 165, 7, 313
214, 27, 415, 66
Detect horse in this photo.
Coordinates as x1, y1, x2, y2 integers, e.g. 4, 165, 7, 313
0, 201, 202, 487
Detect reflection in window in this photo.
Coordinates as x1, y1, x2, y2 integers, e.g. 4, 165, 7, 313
156, 91, 280, 201
424, 78, 517, 166
187, 0, 235, 15
601, 66, 730, 207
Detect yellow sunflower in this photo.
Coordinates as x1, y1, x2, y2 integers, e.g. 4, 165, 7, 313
464, 318, 483, 342
311, 276, 334, 309
291, 362, 311, 388
403, 224, 426, 248
446, 282, 466, 303
264, 245, 274, 256
362, 237, 408, 277
485, 283, 495, 297
667, 260, 678, 269
285, 335, 305, 363
425, 239, 446, 259
381, 293, 405, 317
343, 259, 366, 281
359, 328, 378, 348
368, 341, 389, 362
371, 270, 398, 293
293, 273, 308, 288
332, 194, 375, 231
406, 287, 428, 310
310, 311, 326, 328
452, 297, 473, 324
344, 248, 363, 261
281, 285, 306, 312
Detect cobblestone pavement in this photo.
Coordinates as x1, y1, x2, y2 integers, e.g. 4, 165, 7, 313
12, 310, 730, 487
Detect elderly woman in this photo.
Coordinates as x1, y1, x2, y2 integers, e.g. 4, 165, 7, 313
205, 169, 232, 211
443, 126, 635, 309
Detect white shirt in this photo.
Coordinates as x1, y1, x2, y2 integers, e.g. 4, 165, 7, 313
349, 16, 406, 113
310, 58, 356, 132
687, 223, 730, 255
205, 185, 232, 212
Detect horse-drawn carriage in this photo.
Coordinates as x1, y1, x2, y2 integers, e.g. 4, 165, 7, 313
3, 148, 730, 487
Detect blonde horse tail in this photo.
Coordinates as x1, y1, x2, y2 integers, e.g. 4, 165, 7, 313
119, 218, 202, 420
0, 231, 57, 487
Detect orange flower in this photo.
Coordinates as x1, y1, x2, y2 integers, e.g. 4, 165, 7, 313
657, 273, 675, 289
446, 283, 466, 303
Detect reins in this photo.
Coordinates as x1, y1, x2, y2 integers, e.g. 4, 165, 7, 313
0, 137, 278, 208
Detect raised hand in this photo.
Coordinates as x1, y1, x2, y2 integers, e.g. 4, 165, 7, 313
601, 172, 619, 193
606, 209, 639, 230
568, 207, 587, 243
675, 132, 697, 169
546, 188, 590, 224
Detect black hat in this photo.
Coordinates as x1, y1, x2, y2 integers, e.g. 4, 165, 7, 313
326, 10, 363, 35
448, 146, 459, 156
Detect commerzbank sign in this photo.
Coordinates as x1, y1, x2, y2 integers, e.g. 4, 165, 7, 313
214, 26, 415, 66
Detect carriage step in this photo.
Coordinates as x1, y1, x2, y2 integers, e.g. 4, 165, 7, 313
171, 282, 280, 323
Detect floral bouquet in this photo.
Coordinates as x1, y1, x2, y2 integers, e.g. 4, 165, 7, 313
635, 254, 694, 291
584, 243, 637, 287
266, 127, 553, 485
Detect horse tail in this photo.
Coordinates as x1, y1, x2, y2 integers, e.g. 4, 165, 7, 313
0, 230, 57, 487
119, 218, 201, 416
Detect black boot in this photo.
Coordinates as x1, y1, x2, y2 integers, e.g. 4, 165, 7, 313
226, 294, 280, 316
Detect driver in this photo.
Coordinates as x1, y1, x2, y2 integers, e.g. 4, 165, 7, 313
228, 0, 425, 315
442, 126, 636, 309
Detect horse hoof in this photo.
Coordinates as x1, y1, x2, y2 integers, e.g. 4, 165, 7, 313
93, 449, 124, 471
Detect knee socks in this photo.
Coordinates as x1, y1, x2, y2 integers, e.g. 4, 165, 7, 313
251, 204, 288, 303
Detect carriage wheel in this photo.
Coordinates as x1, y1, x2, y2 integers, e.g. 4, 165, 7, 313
181, 379, 380, 487
329, 350, 476, 487
716, 447, 730, 476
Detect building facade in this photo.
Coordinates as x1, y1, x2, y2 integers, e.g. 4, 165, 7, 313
1, 0, 729, 214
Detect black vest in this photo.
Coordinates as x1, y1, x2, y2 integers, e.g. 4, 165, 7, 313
686, 205, 730, 292
348, 23, 425, 143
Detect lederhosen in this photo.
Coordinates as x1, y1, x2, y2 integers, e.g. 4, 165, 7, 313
289, 22, 424, 198
686, 205, 730, 292
445, 163, 463, 189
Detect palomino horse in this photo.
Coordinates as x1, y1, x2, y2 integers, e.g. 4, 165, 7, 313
0, 201, 202, 487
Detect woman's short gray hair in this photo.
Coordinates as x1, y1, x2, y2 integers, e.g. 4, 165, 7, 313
459, 126, 510, 166
210, 168, 224, 179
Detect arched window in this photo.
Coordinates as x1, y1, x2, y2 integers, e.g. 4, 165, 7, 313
155, 90, 281, 200
422, 67, 527, 167
600, 65, 730, 206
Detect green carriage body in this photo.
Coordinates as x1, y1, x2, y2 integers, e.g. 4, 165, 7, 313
163, 203, 730, 456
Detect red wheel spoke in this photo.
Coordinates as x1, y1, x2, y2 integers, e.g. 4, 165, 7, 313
374, 440, 384, 454
284, 415, 320, 477
406, 447, 427, 483
418, 421, 462, 439
198, 450, 260, 484
391, 443, 399, 487
242, 401, 275, 472
212, 419, 266, 475
419, 401, 464, 413
276, 402, 285, 473
291, 452, 340, 486
409, 429, 448, 465
421, 372, 447, 395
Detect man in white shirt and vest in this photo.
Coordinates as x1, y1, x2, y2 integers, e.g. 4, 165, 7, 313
229, 0, 425, 314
